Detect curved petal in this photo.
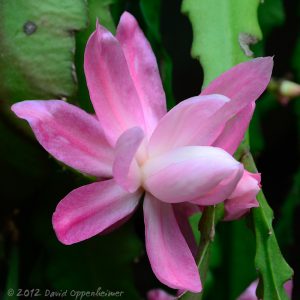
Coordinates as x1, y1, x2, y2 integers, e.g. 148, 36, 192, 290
11, 100, 113, 177
143, 194, 201, 292
201, 57, 273, 117
224, 171, 260, 221
117, 12, 167, 134
188, 166, 244, 206
149, 58, 272, 157
113, 127, 144, 192
197, 58, 272, 153
212, 103, 255, 155
53, 179, 142, 245
173, 203, 200, 258
284, 280, 293, 299
142, 146, 243, 205
84, 21, 146, 144
148, 94, 229, 156
99, 212, 135, 236
147, 289, 175, 300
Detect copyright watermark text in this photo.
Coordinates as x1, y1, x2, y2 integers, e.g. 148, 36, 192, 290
6, 287, 125, 299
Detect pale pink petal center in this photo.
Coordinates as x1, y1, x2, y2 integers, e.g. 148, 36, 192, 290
141, 146, 243, 205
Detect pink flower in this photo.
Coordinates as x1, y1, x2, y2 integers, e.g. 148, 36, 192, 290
147, 289, 175, 300
11, 12, 273, 292
237, 279, 293, 300
224, 171, 261, 221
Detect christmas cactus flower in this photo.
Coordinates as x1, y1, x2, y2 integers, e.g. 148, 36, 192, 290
11, 12, 273, 292
147, 289, 175, 300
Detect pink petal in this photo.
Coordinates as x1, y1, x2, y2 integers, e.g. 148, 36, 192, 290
84, 21, 146, 144
284, 280, 293, 298
200, 58, 273, 153
237, 280, 259, 300
53, 179, 142, 245
142, 146, 243, 205
147, 289, 175, 300
224, 171, 260, 221
188, 165, 245, 206
113, 127, 144, 192
11, 100, 113, 177
99, 212, 134, 236
116, 12, 167, 134
173, 203, 199, 257
143, 193, 201, 292
148, 94, 230, 156
149, 58, 272, 157
212, 103, 255, 155
175, 202, 201, 217
202, 57, 273, 117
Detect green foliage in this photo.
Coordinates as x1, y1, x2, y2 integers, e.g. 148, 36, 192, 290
0, 0, 87, 103
3, 246, 19, 300
181, 0, 262, 87
252, 192, 293, 300
241, 153, 294, 300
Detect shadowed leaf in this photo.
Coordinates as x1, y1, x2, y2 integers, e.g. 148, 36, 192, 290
0, 0, 87, 103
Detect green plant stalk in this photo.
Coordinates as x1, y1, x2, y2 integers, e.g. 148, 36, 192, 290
180, 205, 223, 300
240, 147, 293, 300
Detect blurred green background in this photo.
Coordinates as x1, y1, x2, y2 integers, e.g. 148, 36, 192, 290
0, 0, 299, 299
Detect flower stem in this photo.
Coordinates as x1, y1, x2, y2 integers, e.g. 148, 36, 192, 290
179, 205, 223, 300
